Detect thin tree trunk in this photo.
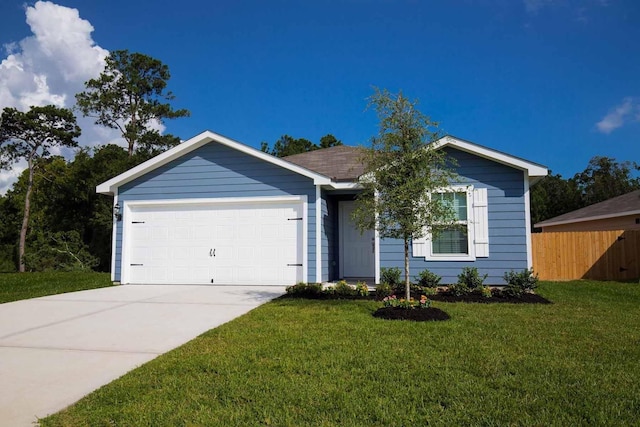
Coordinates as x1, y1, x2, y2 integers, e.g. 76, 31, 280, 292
404, 237, 410, 300
18, 158, 34, 273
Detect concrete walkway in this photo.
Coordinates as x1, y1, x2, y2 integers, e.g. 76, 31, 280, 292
0, 284, 285, 426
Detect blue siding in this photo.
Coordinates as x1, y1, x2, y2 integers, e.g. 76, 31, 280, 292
114, 143, 316, 282
321, 191, 339, 281
379, 147, 529, 285
320, 191, 329, 282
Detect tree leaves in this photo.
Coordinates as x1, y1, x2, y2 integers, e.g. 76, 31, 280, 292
76, 50, 189, 156
261, 134, 342, 157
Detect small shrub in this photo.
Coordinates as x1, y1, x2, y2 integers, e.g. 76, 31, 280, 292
457, 267, 488, 290
355, 281, 369, 297
415, 269, 441, 288
421, 286, 437, 296
447, 282, 470, 296
382, 294, 431, 309
478, 285, 492, 298
333, 280, 357, 296
376, 282, 393, 299
503, 268, 539, 297
286, 282, 323, 297
381, 267, 402, 287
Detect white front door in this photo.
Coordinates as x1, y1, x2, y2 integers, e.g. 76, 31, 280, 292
125, 200, 304, 285
339, 201, 375, 278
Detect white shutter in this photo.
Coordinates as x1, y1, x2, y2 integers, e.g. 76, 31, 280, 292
412, 236, 427, 257
473, 188, 489, 257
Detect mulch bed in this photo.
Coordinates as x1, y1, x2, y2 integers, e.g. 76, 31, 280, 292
373, 307, 450, 321
428, 292, 552, 304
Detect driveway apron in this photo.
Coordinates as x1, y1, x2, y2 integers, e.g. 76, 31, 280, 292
0, 284, 285, 426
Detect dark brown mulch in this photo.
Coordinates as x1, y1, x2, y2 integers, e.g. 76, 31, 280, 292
373, 307, 451, 321
428, 292, 552, 304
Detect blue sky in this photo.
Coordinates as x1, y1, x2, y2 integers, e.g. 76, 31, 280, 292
0, 0, 638, 192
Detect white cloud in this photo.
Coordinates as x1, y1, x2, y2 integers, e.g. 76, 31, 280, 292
0, 162, 26, 196
0, 1, 108, 111
596, 98, 639, 134
0, 1, 122, 195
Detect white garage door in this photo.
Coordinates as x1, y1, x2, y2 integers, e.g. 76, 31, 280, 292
125, 201, 304, 285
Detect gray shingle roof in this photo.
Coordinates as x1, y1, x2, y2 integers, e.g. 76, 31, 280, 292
283, 145, 365, 182
535, 189, 640, 227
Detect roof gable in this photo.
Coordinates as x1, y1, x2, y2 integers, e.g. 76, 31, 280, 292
435, 136, 548, 181
96, 130, 331, 195
97, 131, 548, 195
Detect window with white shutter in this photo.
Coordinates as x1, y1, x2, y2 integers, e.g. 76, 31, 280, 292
412, 186, 489, 261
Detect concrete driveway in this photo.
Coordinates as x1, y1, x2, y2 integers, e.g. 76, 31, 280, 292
0, 284, 285, 426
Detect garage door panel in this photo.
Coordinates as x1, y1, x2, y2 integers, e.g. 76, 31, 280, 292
126, 201, 303, 285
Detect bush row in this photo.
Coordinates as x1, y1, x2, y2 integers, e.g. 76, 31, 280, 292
285, 267, 538, 300
378, 267, 539, 299
285, 280, 369, 298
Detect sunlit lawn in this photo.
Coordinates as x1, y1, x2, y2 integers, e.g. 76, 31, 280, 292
42, 280, 640, 426
0, 271, 112, 304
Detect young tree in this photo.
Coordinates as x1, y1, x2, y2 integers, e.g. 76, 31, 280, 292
352, 88, 457, 300
0, 105, 81, 272
76, 50, 189, 156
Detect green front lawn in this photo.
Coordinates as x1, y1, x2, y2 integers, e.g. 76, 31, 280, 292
42, 280, 640, 426
0, 271, 112, 304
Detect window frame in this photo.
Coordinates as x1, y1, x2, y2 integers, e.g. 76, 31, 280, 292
424, 186, 476, 261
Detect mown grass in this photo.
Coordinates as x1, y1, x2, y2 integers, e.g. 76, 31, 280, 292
42, 280, 640, 426
0, 271, 112, 304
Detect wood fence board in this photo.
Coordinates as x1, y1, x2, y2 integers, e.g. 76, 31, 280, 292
532, 230, 640, 281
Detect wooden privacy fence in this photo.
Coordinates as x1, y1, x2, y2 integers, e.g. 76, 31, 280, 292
532, 230, 640, 281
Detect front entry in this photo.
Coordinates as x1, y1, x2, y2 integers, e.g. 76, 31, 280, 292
339, 201, 375, 278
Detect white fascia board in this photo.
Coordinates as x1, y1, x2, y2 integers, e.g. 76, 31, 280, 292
435, 136, 548, 178
96, 130, 331, 195
534, 209, 640, 228
327, 182, 362, 190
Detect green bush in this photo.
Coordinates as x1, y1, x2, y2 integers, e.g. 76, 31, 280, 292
333, 280, 357, 296
380, 267, 401, 287
415, 269, 441, 288
286, 282, 323, 297
457, 267, 488, 290
447, 282, 470, 296
477, 285, 493, 298
23, 231, 99, 272
421, 286, 437, 296
375, 282, 393, 299
382, 294, 431, 309
0, 244, 16, 272
503, 268, 539, 297
355, 281, 369, 297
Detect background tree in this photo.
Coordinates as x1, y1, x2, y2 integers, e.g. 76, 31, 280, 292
76, 50, 189, 156
530, 172, 581, 227
530, 156, 640, 229
352, 88, 457, 300
319, 134, 342, 149
261, 133, 343, 157
0, 105, 81, 272
574, 156, 640, 206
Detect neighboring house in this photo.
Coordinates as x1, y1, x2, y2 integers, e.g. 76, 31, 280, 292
97, 131, 547, 286
534, 190, 640, 232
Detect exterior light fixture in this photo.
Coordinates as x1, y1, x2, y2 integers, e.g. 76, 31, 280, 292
114, 203, 122, 221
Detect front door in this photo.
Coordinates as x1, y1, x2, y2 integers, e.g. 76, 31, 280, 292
339, 201, 375, 278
